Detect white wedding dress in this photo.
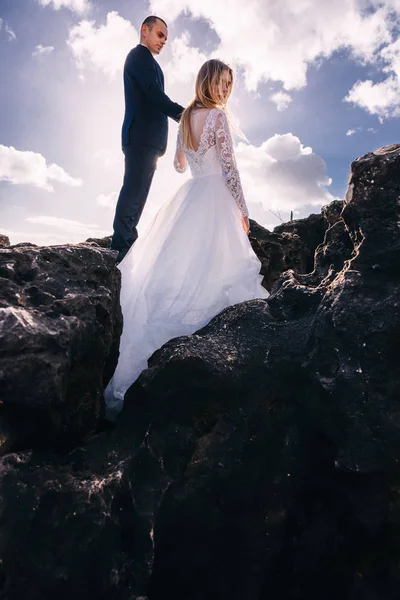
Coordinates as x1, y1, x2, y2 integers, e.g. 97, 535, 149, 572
105, 108, 269, 416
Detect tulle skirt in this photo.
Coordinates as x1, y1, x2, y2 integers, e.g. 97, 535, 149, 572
105, 173, 269, 416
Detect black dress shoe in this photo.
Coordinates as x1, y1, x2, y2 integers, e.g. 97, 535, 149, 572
116, 248, 129, 264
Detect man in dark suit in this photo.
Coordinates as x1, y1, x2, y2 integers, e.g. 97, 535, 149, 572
110, 15, 184, 263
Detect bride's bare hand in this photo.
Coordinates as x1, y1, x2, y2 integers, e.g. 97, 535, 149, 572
241, 215, 250, 235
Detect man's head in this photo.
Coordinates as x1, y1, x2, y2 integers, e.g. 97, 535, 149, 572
140, 16, 168, 55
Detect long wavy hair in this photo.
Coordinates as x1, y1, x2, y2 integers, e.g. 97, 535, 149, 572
180, 59, 234, 151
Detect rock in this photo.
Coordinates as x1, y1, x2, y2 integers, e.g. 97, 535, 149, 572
0, 385, 170, 599
0, 243, 122, 454
249, 203, 341, 290
321, 198, 343, 226
273, 211, 330, 272
85, 235, 113, 249
306, 144, 400, 472
126, 146, 400, 598
267, 269, 324, 320
128, 146, 400, 597
249, 221, 308, 290
312, 219, 353, 280
0, 235, 10, 248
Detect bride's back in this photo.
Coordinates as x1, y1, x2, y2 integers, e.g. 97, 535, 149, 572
176, 106, 238, 181
188, 108, 214, 152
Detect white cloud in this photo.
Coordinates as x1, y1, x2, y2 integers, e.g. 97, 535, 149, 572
150, 0, 393, 92
344, 34, 400, 118
62, 1, 400, 118
67, 11, 138, 78
5, 23, 16, 41
37, 0, 91, 15
163, 31, 208, 85
33, 44, 54, 57
96, 192, 118, 208
0, 227, 68, 246
0, 18, 16, 41
270, 91, 292, 112
23, 217, 109, 245
345, 75, 400, 119
0, 145, 82, 191
26, 216, 108, 238
235, 133, 335, 224
151, 0, 400, 118
345, 126, 378, 136
1, 217, 108, 246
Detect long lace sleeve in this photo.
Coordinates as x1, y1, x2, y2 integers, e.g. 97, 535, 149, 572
174, 131, 188, 173
215, 110, 248, 217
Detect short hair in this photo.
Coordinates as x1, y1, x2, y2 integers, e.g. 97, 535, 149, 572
141, 15, 167, 30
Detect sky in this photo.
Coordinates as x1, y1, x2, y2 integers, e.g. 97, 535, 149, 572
1, 0, 400, 245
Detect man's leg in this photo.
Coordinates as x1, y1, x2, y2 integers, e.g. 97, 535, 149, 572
111, 144, 159, 252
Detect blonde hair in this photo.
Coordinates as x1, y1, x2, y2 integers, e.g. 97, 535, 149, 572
180, 59, 234, 151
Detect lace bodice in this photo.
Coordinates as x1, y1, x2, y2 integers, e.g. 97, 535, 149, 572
174, 108, 249, 217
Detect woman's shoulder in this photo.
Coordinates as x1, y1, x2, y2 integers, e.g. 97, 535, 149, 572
209, 109, 229, 131
209, 107, 225, 115
209, 107, 227, 122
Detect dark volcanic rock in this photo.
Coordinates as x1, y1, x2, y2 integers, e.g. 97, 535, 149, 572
307, 144, 400, 472
0, 235, 10, 248
273, 210, 332, 272
1, 146, 400, 600
267, 269, 324, 320
85, 235, 113, 249
312, 218, 353, 280
0, 243, 122, 454
249, 206, 340, 290
249, 222, 308, 290
132, 146, 400, 598
321, 198, 343, 225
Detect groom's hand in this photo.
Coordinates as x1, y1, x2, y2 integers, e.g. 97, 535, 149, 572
241, 215, 250, 235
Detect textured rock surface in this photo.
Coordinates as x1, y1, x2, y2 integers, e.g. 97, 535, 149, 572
273, 211, 329, 272
0, 145, 400, 600
85, 235, 113, 249
0, 243, 122, 454
138, 145, 400, 598
0, 235, 10, 248
249, 208, 335, 290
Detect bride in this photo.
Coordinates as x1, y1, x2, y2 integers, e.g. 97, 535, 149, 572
105, 59, 269, 417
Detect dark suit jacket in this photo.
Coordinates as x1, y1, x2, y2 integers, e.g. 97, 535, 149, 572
121, 44, 184, 155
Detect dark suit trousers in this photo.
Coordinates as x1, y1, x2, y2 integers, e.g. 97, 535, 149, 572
111, 144, 159, 251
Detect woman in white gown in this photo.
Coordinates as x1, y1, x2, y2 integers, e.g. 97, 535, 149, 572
105, 59, 269, 417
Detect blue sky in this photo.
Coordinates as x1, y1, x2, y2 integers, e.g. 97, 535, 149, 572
1, 0, 399, 244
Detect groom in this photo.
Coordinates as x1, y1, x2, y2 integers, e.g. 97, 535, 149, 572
110, 16, 184, 263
